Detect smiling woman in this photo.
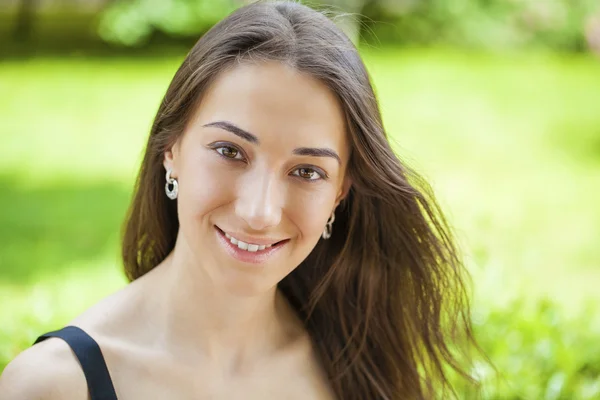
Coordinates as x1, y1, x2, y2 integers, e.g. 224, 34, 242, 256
0, 1, 484, 399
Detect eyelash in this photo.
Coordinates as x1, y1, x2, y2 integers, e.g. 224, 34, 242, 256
211, 144, 328, 182
214, 144, 245, 161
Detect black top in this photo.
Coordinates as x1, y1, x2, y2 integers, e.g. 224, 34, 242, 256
34, 326, 118, 400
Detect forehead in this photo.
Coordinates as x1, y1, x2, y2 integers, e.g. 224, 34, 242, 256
191, 61, 348, 158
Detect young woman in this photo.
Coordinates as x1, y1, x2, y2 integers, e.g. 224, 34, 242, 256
1, 1, 481, 399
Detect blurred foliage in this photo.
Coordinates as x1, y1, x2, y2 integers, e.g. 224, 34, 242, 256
2, 0, 599, 53
449, 301, 600, 399
97, 0, 242, 46
362, 0, 600, 52
93, 0, 600, 52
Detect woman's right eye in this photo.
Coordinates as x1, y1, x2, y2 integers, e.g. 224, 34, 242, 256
215, 146, 243, 160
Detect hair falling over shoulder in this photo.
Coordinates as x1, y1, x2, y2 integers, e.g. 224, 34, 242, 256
121, 1, 489, 398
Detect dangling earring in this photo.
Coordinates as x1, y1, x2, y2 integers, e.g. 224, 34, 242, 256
165, 168, 178, 200
322, 210, 335, 239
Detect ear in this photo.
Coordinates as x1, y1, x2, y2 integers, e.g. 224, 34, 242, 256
163, 141, 180, 177
335, 176, 352, 207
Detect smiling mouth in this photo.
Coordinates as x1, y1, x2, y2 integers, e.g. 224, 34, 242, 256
214, 226, 288, 253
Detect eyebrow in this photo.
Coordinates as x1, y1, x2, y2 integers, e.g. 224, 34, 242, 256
203, 121, 259, 144
202, 120, 341, 165
292, 147, 341, 164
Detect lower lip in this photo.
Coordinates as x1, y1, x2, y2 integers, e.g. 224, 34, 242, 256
214, 226, 288, 265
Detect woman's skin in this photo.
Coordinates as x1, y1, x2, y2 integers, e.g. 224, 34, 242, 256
1, 61, 352, 399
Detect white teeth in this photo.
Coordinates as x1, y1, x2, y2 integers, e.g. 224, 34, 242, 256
221, 229, 277, 252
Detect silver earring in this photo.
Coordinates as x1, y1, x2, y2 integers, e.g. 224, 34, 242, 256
322, 210, 335, 240
165, 168, 178, 200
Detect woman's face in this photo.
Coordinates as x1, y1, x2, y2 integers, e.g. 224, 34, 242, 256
165, 61, 350, 295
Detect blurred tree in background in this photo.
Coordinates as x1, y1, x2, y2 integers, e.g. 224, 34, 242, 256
362, 0, 600, 51
1, 0, 599, 53
96, 0, 241, 46
92, 0, 600, 52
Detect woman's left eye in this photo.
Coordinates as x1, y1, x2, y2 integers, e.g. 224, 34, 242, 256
215, 146, 244, 160
292, 167, 324, 181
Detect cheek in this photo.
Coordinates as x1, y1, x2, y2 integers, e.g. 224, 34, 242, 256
176, 151, 235, 223
286, 189, 335, 240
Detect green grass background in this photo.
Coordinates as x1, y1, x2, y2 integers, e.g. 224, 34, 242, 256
1, 47, 599, 397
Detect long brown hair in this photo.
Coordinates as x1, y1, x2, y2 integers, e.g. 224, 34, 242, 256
122, 1, 483, 398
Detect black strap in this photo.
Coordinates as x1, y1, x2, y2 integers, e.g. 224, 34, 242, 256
34, 326, 118, 400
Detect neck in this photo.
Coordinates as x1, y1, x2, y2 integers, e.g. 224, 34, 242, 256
148, 243, 304, 372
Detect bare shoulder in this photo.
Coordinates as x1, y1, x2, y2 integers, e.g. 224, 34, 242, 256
0, 275, 152, 400
0, 337, 88, 400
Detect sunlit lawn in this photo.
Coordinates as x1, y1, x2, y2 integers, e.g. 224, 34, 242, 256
1, 47, 599, 372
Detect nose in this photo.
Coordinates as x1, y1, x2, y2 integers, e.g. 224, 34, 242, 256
234, 169, 283, 231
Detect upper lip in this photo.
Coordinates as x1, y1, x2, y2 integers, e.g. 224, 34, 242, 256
216, 226, 287, 246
